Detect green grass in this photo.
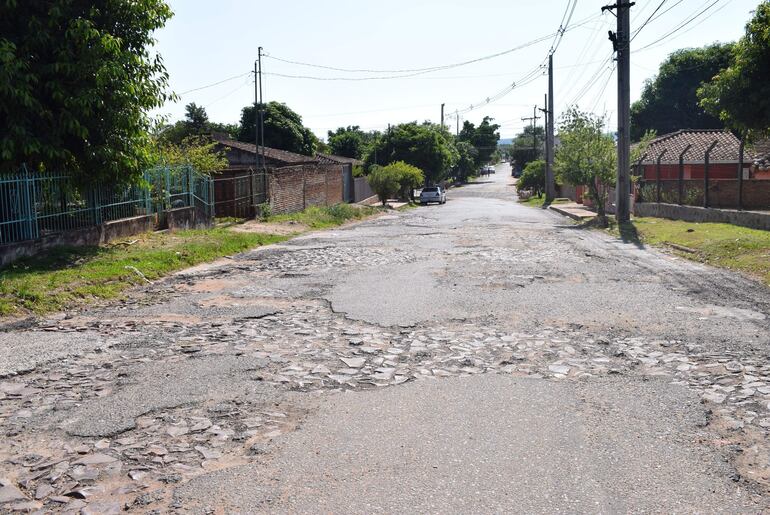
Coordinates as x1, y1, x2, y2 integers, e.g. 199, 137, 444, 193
518, 196, 571, 208
268, 203, 381, 229
0, 229, 287, 316
609, 217, 770, 285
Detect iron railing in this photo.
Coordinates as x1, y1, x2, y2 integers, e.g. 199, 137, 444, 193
0, 165, 213, 245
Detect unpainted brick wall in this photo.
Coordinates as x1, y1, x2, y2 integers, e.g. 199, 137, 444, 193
269, 164, 343, 214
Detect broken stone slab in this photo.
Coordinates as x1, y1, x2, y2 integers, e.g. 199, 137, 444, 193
548, 364, 571, 375
340, 357, 365, 368
73, 453, 117, 466
0, 484, 28, 504
702, 391, 727, 404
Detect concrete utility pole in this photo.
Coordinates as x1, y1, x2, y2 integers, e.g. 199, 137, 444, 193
257, 47, 266, 172
521, 106, 541, 163
547, 54, 555, 202
456, 110, 459, 136
603, 1, 634, 222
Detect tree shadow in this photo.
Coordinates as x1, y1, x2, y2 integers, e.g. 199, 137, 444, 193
0, 245, 108, 275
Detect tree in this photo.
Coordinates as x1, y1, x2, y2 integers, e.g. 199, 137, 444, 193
152, 136, 228, 175
454, 141, 479, 182
0, 0, 174, 184
367, 165, 400, 206
458, 117, 501, 166
156, 103, 237, 145
327, 126, 369, 159
517, 159, 546, 197
363, 122, 458, 185
510, 125, 545, 168
386, 161, 424, 201
699, 3, 770, 140
631, 44, 734, 141
237, 102, 316, 156
555, 108, 616, 226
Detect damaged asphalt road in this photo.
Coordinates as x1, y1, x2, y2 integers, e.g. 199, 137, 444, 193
1, 163, 770, 512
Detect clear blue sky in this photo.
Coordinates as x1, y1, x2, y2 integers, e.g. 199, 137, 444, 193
152, 0, 759, 140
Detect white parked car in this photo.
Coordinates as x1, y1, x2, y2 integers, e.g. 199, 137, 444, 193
419, 186, 446, 205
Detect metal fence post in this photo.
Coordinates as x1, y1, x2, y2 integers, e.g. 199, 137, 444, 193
21, 164, 38, 240
678, 144, 692, 205
738, 139, 745, 211
704, 140, 718, 209
656, 149, 667, 203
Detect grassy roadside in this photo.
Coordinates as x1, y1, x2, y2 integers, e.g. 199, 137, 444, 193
609, 217, 770, 286
0, 204, 383, 317
519, 195, 547, 208
267, 203, 380, 229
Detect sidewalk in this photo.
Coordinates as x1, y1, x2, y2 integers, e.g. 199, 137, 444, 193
549, 202, 596, 221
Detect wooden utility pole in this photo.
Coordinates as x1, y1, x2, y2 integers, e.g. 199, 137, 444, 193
440, 103, 445, 131
603, 1, 634, 222
456, 110, 459, 136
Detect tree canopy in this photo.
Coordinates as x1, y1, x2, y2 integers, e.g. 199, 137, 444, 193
327, 126, 374, 159
237, 102, 317, 156
157, 103, 237, 145
630, 44, 733, 141
699, 2, 770, 140
510, 125, 545, 168
458, 117, 500, 166
555, 108, 616, 224
363, 122, 457, 185
0, 0, 174, 184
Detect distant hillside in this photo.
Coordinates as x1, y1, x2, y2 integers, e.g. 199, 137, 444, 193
498, 138, 513, 146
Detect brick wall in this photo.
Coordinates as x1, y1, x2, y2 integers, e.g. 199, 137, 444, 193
639, 179, 770, 210
269, 164, 343, 214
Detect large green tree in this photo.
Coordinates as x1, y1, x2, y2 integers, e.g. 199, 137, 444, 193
363, 122, 458, 185
555, 108, 616, 226
699, 2, 770, 140
237, 101, 316, 156
0, 0, 174, 184
453, 140, 479, 182
157, 103, 237, 145
458, 117, 501, 166
510, 125, 545, 168
326, 126, 374, 159
631, 44, 734, 141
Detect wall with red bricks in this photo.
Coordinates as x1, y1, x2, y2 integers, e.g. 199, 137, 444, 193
269, 164, 343, 214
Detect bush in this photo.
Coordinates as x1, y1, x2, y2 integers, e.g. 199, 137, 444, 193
367, 165, 400, 205
387, 161, 424, 201
517, 159, 545, 197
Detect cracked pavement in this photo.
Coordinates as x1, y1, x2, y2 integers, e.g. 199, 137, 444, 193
1, 163, 770, 513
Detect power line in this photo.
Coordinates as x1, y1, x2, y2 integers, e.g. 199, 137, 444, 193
631, 0, 667, 41
178, 72, 252, 95
263, 14, 601, 77
635, 0, 725, 51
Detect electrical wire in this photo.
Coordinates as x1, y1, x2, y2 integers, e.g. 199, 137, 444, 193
178, 72, 252, 96
631, 0, 668, 42
635, 0, 725, 52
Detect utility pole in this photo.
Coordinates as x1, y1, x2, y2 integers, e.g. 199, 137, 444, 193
521, 106, 541, 163
440, 103, 445, 131
547, 54, 555, 202
539, 93, 554, 202
603, 1, 634, 222
456, 110, 459, 136
257, 47, 265, 172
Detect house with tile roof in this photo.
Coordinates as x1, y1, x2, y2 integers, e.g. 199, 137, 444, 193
635, 130, 755, 181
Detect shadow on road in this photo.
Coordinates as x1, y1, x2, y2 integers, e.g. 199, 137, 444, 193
561, 220, 645, 250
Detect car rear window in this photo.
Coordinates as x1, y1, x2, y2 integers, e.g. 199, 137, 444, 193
423, 187, 438, 192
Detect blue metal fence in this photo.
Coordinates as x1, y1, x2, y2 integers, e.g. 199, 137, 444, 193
0, 165, 213, 245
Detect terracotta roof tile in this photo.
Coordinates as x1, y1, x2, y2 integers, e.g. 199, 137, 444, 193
636, 130, 752, 164
316, 153, 363, 166
213, 136, 317, 165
